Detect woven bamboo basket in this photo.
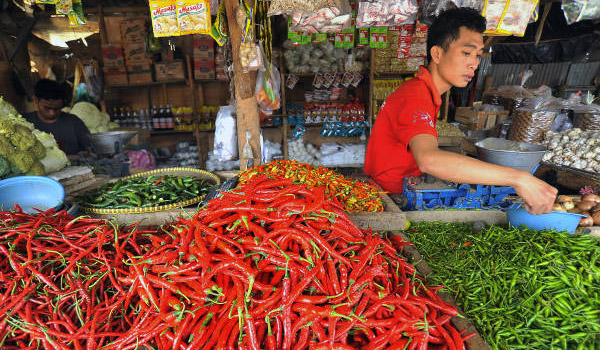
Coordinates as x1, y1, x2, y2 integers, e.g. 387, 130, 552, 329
508, 109, 556, 143
79, 167, 220, 215
573, 112, 600, 130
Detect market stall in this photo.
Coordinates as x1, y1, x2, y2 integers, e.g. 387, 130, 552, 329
0, 0, 600, 349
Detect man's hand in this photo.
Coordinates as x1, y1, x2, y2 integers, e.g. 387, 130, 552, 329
513, 173, 558, 215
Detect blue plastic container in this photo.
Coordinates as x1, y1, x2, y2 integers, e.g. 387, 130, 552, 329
0, 176, 65, 214
506, 208, 585, 234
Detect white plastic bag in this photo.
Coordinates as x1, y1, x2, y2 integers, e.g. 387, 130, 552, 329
213, 105, 238, 161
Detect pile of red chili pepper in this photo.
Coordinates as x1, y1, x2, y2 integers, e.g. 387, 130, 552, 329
238, 160, 385, 212
0, 207, 156, 350
0, 176, 471, 349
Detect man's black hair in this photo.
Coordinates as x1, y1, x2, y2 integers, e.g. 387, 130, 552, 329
34, 79, 65, 101
426, 7, 486, 62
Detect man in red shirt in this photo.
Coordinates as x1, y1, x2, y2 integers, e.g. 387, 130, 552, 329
365, 7, 557, 215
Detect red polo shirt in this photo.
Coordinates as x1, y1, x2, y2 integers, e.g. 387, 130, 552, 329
364, 66, 442, 193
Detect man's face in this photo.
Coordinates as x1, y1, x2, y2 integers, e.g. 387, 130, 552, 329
436, 27, 484, 88
36, 97, 63, 122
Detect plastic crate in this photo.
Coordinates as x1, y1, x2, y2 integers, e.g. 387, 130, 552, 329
402, 181, 517, 211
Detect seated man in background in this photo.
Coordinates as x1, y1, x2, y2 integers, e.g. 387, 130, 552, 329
24, 79, 91, 155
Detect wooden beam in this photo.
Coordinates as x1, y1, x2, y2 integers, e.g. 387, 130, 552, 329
535, 3, 552, 47
8, 15, 37, 62
224, 0, 261, 170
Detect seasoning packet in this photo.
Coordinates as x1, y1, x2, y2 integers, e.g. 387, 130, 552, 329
210, 0, 228, 46
323, 73, 335, 88
341, 72, 353, 87
332, 74, 342, 87
55, 0, 72, 15
286, 74, 300, 90
150, 0, 179, 37
313, 73, 324, 89
176, 0, 211, 35
69, 0, 86, 27
35, 0, 56, 3
351, 73, 363, 87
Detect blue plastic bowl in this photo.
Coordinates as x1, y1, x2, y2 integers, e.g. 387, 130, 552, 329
0, 176, 65, 214
506, 208, 585, 234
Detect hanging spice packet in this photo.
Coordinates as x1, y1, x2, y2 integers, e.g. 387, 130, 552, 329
150, 0, 179, 37
210, 0, 228, 45
313, 72, 324, 89
35, 0, 56, 3
69, 0, 86, 26
55, 0, 72, 15
286, 74, 300, 89
176, 0, 211, 35
351, 73, 363, 87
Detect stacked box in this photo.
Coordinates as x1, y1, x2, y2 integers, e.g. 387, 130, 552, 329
120, 19, 146, 44
120, 18, 152, 84
127, 59, 153, 84
194, 59, 215, 80
155, 60, 186, 81
101, 45, 127, 85
374, 23, 427, 74
193, 35, 215, 80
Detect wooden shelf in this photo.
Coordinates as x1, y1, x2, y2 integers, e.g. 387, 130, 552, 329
284, 72, 368, 77
151, 130, 193, 135
107, 79, 187, 88
194, 79, 229, 83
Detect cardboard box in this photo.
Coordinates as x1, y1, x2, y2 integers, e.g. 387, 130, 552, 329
120, 19, 146, 43
128, 71, 153, 84
101, 45, 125, 67
194, 59, 215, 80
103, 66, 128, 85
123, 42, 148, 61
193, 35, 214, 51
455, 107, 510, 131
126, 59, 153, 73
155, 60, 185, 81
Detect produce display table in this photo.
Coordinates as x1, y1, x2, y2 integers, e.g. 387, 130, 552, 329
535, 162, 600, 193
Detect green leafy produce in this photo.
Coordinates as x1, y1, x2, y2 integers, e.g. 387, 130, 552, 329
67, 102, 118, 133
0, 156, 10, 177
78, 175, 214, 209
0, 96, 68, 176
403, 223, 600, 350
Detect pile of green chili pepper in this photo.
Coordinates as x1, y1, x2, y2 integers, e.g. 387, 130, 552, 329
238, 160, 384, 212
404, 222, 600, 350
77, 175, 213, 209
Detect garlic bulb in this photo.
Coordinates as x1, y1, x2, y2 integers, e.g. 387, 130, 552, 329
540, 129, 600, 174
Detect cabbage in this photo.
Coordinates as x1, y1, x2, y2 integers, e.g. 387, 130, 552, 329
70, 102, 117, 133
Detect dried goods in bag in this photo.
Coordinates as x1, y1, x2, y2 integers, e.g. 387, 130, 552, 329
150, 0, 179, 37
176, 0, 211, 35
561, 0, 600, 24
420, 0, 484, 24
356, 0, 418, 28
484, 0, 538, 36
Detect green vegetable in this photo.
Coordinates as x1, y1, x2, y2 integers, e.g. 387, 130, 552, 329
0, 156, 10, 177
68, 102, 118, 134
403, 223, 600, 350
0, 97, 69, 176
77, 175, 213, 209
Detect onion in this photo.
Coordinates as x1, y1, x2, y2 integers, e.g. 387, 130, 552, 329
568, 207, 582, 214
557, 195, 573, 203
579, 212, 594, 227
592, 204, 600, 213
593, 211, 600, 226
582, 194, 600, 203
562, 201, 575, 211
552, 203, 566, 212
576, 200, 596, 212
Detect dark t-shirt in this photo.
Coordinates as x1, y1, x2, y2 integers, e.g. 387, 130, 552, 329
23, 112, 91, 155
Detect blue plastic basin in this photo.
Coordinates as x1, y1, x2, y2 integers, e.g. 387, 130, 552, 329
506, 208, 585, 234
0, 176, 65, 214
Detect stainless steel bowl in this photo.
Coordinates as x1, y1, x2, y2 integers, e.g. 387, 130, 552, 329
475, 137, 547, 174
90, 131, 137, 155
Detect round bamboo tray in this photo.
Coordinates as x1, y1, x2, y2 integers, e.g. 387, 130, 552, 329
79, 167, 220, 215
508, 109, 556, 143
573, 112, 600, 130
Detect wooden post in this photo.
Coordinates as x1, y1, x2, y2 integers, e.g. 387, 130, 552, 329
535, 3, 552, 47
224, 0, 261, 171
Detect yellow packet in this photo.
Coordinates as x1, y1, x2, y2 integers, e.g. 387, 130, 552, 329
35, 0, 56, 3
55, 0, 72, 15
150, 0, 180, 37
176, 0, 211, 35
210, 0, 228, 46
496, 0, 538, 37
483, 0, 507, 34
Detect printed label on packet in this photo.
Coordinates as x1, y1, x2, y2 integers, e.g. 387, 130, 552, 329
286, 74, 300, 90
351, 73, 363, 87
313, 72, 324, 89
323, 73, 335, 88
150, 0, 179, 37
177, 0, 211, 35
341, 72, 353, 88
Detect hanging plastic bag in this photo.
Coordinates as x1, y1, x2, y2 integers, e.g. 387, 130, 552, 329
356, 0, 418, 28
214, 105, 238, 161
255, 61, 281, 115
561, 0, 600, 24
210, 0, 228, 46
496, 0, 538, 36
420, 0, 484, 24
